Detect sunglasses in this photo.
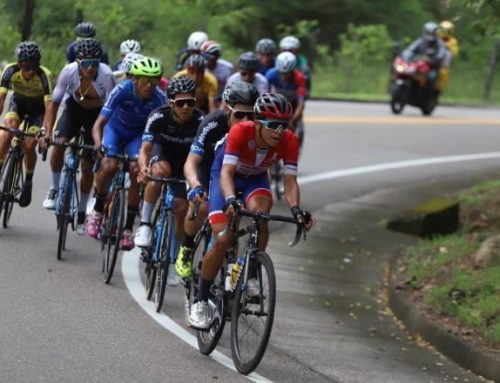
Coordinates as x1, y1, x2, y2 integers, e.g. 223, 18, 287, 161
228, 105, 254, 120
79, 59, 100, 69
173, 98, 196, 107
258, 119, 288, 132
137, 76, 160, 86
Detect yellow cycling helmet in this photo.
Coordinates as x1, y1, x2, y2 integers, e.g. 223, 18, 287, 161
438, 20, 455, 38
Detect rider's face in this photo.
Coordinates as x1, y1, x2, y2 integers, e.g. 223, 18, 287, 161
171, 92, 196, 123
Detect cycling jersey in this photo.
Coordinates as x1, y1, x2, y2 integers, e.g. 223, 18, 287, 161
265, 68, 307, 107
207, 59, 234, 97
189, 109, 229, 189
0, 63, 52, 101
142, 105, 205, 179
52, 62, 114, 104
257, 60, 274, 76
173, 69, 217, 113
65, 40, 109, 64
226, 72, 269, 95
296, 54, 312, 90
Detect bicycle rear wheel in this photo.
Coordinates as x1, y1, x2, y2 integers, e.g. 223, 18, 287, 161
230, 251, 276, 375
101, 189, 125, 284
57, 173, 73, 260
2, 156, 21, 228
145, 208, 160, 300
0, 155, 14, 223
155, 211, 174, 313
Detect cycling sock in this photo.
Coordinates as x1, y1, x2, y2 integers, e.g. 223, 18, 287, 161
79, 192, 89, 213
140, 201, 154, 224
93, 192, 106, 214
125, 205, 138, 231
25, 171, 34, 183
50, 171, 61, 191
197, 278, 211, 302
77, 211, 86, 224
183, 234, 195, 248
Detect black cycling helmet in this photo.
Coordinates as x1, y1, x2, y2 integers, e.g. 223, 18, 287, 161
255, 38, 276, 55
15, 41, 41, 62
75, 38, 102, 59
238, 51, 259, 71
185, 54, 206, 70
75, 22, 96, 38
254, 93, 292, 121
167, 76, 196, 99
222, 81, 259, 107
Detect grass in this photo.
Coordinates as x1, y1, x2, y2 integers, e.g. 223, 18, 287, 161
401, 179, 500, 347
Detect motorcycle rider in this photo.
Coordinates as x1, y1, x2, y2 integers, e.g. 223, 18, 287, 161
401, 22, 448, 95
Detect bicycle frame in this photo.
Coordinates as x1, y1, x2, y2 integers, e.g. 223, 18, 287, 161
151, 181, 177, 264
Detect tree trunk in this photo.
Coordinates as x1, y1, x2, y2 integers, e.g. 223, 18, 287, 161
21, 0, 35, 41
483, 40, 500, 101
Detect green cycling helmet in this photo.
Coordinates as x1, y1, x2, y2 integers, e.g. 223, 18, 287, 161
130, 56, 162, 77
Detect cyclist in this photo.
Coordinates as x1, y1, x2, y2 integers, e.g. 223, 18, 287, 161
113, 52, 144, 84
111, 39, 141, 71
174, 54, 217, 114
175, 81, 260, 278
0, 41, 52, 207
255, 38, 276, 76
175, 31, 208, 71
66, 21, 109, 64
436, 20, 459, 91
40, 39, 114, 233
200, 40, 233, 103
226, 51, 269, 95
266, 51, 307, 149
87, 57, 165, 250
188, 93, 314, 329
279, 35, 312, 92
134, 76, 204, 285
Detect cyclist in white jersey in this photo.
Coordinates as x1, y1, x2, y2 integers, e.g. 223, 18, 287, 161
226, 51, 269, 95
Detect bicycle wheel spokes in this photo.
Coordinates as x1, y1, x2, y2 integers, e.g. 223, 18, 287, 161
155, 211, 174, 312
144, 249, 157, 300
230, 251, 276, 375
102, 189, 125, 284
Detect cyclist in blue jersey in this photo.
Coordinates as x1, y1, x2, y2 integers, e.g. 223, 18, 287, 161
87, 57, 166, 250
256, 38, 276, 76
66, 22, 109, 64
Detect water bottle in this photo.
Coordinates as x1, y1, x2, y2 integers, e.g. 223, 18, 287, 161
231, 256, 245, 284
225, 263, 235, 291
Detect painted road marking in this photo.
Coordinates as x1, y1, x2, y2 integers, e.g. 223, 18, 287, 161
122, 248, 272, 383
304, 116, 500, 125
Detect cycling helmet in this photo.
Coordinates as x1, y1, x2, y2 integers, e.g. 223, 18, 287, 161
119, 52, 144, 73
120, 39, 141, 55
75, 38, 102, 59
279, 35, 300, 51
15, 41, 41, 62
254, 93, 292, 121
238, 51, 259, 71
255, 38, 276, 55
185, 54, 206, 70
439, 20, 455, 38
275, 51, 296, 73
130, 56, 163, 77
222, 81, 259, 107
201, 40, 222, 58
75, 22, 96, 38
187, 31, 208, 51
422, 21, 439, 42
167, 76, 196, 98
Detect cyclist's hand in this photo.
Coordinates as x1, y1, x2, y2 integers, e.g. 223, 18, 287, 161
138, 166, 151, 184
291, 206, 315, 231
38, 133, 51, 149
187, 185, 205, 203
93, 144, 106, 160
224, 196, 243, 215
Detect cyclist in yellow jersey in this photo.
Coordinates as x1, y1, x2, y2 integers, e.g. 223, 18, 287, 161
436, 20, 459, 92
0, 41, 52, 207
174, 54, 217, 113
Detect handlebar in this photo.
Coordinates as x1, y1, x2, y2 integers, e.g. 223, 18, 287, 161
0, 125, 44, 138
47, 140, 95, 152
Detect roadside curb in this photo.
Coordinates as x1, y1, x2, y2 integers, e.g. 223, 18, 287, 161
387, 259, 500, 382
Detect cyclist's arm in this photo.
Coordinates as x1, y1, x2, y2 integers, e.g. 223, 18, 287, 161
0, 92, 6, 116
283, 174, 300, 208
184, 152, 203, 189
91, 115, 108, 147
293, 99, 305, 121
138, 141, 153, 171
220, 163, 237, 200
42, 101, 60, 136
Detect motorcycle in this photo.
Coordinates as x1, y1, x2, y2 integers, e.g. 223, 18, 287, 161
389, 55, 439, 116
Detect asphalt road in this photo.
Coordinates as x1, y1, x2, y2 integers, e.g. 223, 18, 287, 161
1, 100, 499, 383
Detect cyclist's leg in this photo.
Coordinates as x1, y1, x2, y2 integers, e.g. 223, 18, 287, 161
0, 97, 21, 167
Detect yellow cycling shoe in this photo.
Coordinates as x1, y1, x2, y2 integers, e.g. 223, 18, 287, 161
175, 245, 193, 278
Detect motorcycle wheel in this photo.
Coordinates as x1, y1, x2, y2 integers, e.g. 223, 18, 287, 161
421, 94, 438, 116
390, 84, 406, 115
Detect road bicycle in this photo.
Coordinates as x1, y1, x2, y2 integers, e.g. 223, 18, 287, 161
142, 175, 185, 312
0, 119, 44, 228
49, 131, 94, 260
186, 204, 307, 374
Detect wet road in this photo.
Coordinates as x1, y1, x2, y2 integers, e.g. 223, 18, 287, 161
1, 101, 499, 382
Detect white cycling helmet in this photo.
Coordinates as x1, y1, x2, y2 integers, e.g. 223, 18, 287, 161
187, 31, 208, 51
279, 35, 301, 51
119, 52, 144, 73
120, 39, 141, 55
275, 51, 296, 73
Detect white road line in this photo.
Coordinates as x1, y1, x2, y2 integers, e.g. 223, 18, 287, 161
121, 248, 272, 383
298, 152, 500, 185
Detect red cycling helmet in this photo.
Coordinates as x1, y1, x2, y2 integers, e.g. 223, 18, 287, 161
254, 93, 293, 121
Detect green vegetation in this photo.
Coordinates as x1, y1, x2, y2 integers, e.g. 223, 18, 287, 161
402, 179, 500, 347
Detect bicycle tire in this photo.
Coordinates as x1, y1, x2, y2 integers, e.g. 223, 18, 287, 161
145, 208, 161, 300
102, 188, 125, 284
155, 211, 174, 313
0, 155, 14, 224
3, 156, 21, 228
56, 173, 73, 260
230, 251, 276, 375
272, 162, 283, 201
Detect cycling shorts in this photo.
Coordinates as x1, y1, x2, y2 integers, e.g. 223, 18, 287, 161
208, 171, 272, 225
5, 95, 45, 128
102, 124, 142, 159
54, 97, 100, 161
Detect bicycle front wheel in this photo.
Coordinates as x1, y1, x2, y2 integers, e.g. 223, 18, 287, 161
102, 189, 125, 284
0, 155, 14, 224
2, 156, 21, 228
230, 251, 276, 375
145, 207, 161, 300
57, 173, 73, 260
155, 211, 174, 313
